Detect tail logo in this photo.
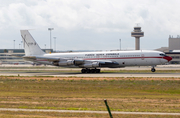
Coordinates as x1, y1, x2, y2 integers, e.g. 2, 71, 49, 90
28, 42, 36, 45
21, 35, 28, 47
21, 35, 37, 47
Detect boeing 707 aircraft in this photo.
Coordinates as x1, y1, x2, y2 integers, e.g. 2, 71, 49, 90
20, 30, 172, 73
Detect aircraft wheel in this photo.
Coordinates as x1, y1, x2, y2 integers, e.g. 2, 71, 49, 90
91, 69, 95, 73
96, 69, 101, 73
87, 69, 91, 73
151, 68, 156, 72
81, 69, 86, 73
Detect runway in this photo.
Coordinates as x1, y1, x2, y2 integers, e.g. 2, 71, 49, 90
0, 65, 180, 77
0, 71, 180, 78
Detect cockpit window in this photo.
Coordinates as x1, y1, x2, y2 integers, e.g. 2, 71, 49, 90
160, 53, 167, 56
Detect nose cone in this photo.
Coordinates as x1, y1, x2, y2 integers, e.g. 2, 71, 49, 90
163, 56, 172, 62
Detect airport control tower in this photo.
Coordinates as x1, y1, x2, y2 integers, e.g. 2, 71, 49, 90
131, 26, 144, 50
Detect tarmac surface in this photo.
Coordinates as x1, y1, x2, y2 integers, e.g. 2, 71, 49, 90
1, 71, 180, 78
0, 64, 180, 77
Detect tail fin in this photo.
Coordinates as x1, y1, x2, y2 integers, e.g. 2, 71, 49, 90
20, 30, 45, 56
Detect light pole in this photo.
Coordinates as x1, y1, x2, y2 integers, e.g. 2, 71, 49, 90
53, 37, 56, 52
48, 28, 54, 49
45, 44, 46, 49
21, 41, 23, 49
13, 40, 15, 49
119, 39, 121, 51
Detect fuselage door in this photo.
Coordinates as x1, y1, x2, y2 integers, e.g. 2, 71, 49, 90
141, 54, 145, 60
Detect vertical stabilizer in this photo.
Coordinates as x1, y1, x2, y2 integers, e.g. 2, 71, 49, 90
20, 30, 45, 56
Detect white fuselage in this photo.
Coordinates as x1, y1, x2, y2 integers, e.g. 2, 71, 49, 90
20, 30, 172, 73
31, 50, 169, 68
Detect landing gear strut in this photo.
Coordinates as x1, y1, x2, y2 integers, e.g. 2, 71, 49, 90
81, 68, 101, 73
151, 67, 156, 72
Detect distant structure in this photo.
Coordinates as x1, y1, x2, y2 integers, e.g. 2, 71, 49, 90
0, 49, 53, 64
131, 26, 144, 50
165, 35, 180, 64
169, 35, 180, 52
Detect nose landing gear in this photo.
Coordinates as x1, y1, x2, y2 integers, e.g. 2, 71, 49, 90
151, 66, 156, 72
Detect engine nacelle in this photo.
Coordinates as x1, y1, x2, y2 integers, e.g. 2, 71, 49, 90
53, 60, 74, 66
79, 62, 99, 68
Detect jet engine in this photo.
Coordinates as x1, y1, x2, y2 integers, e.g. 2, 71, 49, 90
79, 62, 99, 68
53, 60, 74, 66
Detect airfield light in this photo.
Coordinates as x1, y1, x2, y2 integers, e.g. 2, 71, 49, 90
119, 39, 121, 51
48, 28, 54, 49
21, 41, 23, 49
13, 40, 15, 49
53, 37, 56, 52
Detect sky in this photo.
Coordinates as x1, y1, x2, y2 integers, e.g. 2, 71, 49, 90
0, 0, 180, 51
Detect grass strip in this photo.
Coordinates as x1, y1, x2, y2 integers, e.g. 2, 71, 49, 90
0, 78, 179, 113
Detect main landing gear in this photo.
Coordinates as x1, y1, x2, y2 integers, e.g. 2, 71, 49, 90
151, 66, 156, 72
81, 68, 101, 73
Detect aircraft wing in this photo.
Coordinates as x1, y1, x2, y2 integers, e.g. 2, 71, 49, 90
22, 56, 119, 68
84, 60, 119, 67
23, 56, 60, 61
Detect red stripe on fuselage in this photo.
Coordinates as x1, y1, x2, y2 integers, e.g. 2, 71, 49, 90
35, 57, 164, 61
84, 57, 162, 60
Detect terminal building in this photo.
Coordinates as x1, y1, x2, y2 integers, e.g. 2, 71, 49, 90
0, 49, 53, 64
168, 35, 180, 51
156, 35, 180, 64
165, 35, 180, 64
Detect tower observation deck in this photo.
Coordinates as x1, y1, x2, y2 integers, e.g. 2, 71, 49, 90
131, 27, 144, 50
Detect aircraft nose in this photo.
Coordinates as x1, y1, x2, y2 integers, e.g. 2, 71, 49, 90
163, 56, 172, 62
